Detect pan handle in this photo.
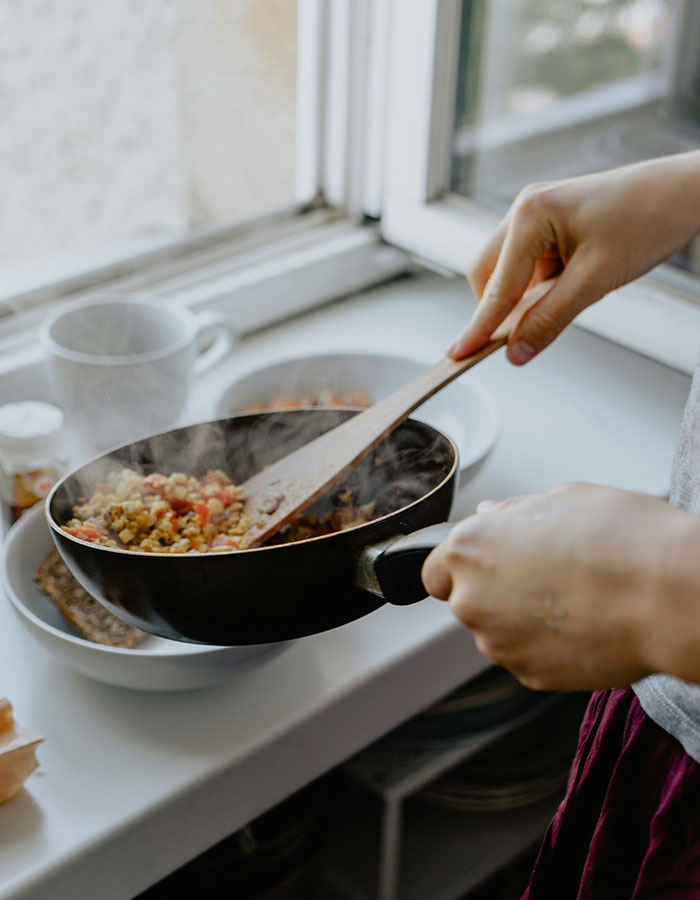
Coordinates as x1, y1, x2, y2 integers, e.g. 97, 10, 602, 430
354, 522, 454, 606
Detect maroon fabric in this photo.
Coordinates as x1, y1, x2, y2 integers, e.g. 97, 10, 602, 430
521, 688, 700, 899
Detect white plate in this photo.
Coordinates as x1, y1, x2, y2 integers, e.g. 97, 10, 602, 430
215, 352, 500, 484
1, 505, 293, 691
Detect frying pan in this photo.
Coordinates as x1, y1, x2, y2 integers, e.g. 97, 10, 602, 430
47, 409, 457, 645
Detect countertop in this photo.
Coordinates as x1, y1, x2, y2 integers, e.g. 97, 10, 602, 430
0, 272, 691, 900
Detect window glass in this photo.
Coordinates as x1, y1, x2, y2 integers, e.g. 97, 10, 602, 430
0, 0, 297, 268
451, 0, 700, 275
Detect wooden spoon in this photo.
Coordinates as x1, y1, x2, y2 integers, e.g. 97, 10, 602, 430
240, 280, 554, 548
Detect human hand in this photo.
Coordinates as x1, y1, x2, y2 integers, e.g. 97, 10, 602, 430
449, 151, 700, 365
422, 483, 700, 691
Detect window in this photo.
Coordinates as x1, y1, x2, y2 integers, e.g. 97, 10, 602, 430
0, 0, 408, 349
7, 0, 700, 373
381, 0, 700, 373
1, 0, 299, 270
451, 0, 700, 276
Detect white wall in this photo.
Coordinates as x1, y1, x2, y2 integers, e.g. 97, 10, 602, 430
0, 0, 297, 268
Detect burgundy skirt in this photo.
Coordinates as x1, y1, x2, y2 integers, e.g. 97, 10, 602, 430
521, 688, 700, 899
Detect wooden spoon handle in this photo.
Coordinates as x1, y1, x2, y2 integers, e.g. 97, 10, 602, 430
240, 279, 556, 548
239, 336, 505, 548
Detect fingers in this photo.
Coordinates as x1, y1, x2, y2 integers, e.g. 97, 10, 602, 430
450, 191, 557, 359
423, 496, 530, 601
505, 250, 606, 364
466, 217, 508, 300
421, 544, 453, 601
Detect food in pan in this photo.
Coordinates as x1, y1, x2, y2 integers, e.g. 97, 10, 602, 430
35, 549, 145, 647
61, 468, 378, 554
62, 468, 251, 553
242, 389, 371, 412
271, 495, 377, 544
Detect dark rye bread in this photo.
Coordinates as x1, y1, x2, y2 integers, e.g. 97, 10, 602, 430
35, 550, 145, 648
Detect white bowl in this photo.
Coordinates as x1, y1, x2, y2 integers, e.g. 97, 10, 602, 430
1, 505, 292, 691
216, 352, 500, 484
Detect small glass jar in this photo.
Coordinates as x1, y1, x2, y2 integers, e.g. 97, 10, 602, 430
0, 402, 66, 534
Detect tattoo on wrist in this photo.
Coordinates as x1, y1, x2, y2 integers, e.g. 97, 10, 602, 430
533, 596, 567, 633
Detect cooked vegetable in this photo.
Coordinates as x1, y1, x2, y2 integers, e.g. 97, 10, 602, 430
63, 468, 251, 554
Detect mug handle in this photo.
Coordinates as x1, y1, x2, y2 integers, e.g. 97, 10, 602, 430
193, 310, 236, 375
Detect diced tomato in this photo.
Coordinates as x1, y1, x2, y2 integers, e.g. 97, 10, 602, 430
157, 509, 177, 526
143, 473, 168, 494
169, 497, 194, 514
212, 489, 235, 507
211, 534, 235, 548
194, 500, 210, 526
62, 526, 103, 541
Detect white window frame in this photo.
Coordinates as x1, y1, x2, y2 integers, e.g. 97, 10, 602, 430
380, 0, 700, 375
0, 0, 410, 367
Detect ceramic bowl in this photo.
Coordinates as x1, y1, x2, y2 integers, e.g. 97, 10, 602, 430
215, 351, 500, 484
1, 505, 292, 691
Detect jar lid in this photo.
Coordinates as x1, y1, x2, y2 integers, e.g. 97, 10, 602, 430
0, 402, 64, 459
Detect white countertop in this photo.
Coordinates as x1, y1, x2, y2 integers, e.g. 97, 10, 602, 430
0, 272, 691, 900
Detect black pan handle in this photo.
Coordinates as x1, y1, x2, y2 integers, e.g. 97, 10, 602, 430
354, 522, 454, 606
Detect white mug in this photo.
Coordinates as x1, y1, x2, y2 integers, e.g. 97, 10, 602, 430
39, 295, 235, 457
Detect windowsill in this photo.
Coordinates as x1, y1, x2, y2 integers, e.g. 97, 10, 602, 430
0, 218, 410, 384
0, 270, 691, 900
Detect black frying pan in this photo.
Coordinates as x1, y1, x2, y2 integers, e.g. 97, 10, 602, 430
47, 409, 457, 645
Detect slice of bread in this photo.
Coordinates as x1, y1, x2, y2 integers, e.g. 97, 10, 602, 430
35, 549, 145, 648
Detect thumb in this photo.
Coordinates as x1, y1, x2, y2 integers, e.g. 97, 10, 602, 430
506, 253, 606, 365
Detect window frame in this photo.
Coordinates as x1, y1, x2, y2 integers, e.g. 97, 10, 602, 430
1, 0, 327, 319
0, 0, 410, 365
380, 0, 700, 375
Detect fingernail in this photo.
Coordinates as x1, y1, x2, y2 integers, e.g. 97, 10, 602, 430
445, 341, 459, 358
509, 340, 537, 365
